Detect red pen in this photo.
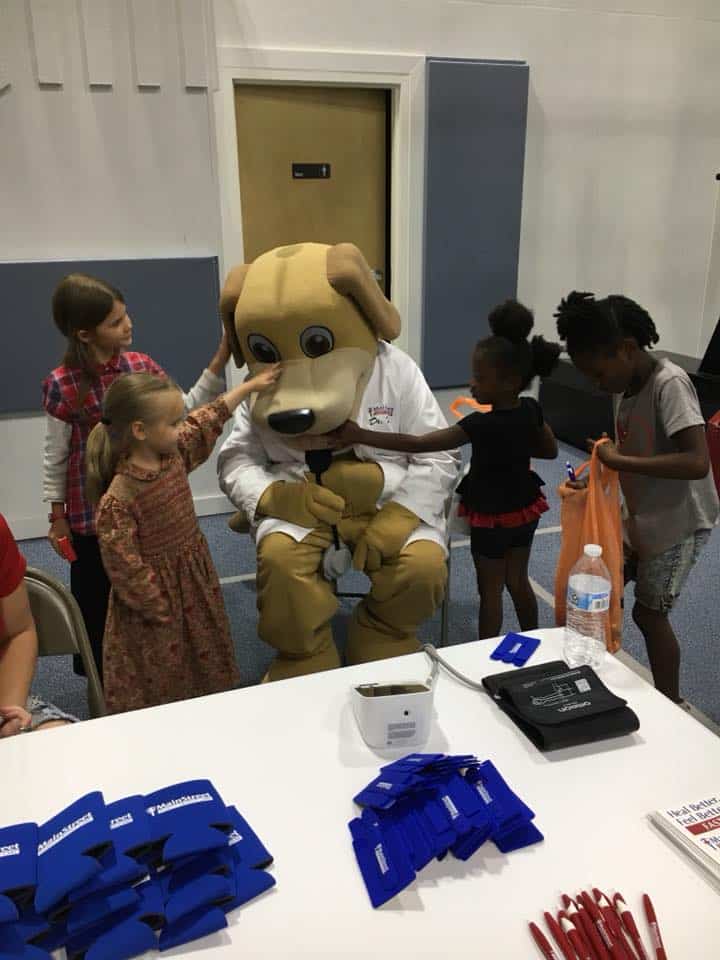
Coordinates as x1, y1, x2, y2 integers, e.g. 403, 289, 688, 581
559, 909, 595, 960
561, 916, 594, 960
579, 891, 624, 960
613, 893, 650, 960
544, 911, 576, 960
563, 895, 603, 960
642, 894, 667, 960
575, 893, 611, 960
530, 921, 561, 960
592, 890, 634, 959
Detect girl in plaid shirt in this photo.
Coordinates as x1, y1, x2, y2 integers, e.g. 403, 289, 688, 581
42, 273, 231, 680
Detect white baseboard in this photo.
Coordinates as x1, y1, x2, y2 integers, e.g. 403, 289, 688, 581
12, 493, 236, 542
193, 493, 236, 518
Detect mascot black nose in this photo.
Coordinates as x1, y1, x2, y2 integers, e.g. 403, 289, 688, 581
268, 408, 315, 435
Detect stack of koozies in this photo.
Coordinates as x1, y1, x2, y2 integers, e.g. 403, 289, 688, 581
0, 780, 274, 960
348, 753, 542, 907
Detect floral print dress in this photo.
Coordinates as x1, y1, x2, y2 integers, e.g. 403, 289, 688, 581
96, 399, 240, 714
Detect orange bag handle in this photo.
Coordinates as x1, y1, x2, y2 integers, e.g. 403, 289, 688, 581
586, 443, 608, 541
558, 438, 611, 497
450, 396, 492, 418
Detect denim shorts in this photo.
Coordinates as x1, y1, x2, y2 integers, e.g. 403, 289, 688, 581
625, 529, 712, 614
27, 697, 77, 731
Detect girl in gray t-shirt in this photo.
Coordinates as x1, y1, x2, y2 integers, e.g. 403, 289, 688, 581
555, 291, 718, 705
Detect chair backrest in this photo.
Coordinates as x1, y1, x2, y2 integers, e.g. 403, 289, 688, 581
24, 566, 106, 718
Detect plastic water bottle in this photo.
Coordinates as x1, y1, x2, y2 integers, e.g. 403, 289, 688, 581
564, 544, 610, 669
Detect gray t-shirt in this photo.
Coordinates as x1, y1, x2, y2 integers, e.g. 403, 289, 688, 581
614, 358, 719, 557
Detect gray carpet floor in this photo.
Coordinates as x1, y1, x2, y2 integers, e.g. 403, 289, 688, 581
19, 439, 719, 726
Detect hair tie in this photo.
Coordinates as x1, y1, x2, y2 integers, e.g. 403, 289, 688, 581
101, 417, 112, 426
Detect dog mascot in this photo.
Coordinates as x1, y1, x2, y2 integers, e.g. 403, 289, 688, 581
217, 242, 460, 680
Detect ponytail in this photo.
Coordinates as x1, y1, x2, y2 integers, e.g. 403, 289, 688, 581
85, 371, 179, 504
86, 422, 120, 505
530, 335, 561, 380
478, 299, 561, 391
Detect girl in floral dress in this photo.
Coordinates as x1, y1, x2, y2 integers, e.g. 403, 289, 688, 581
85, 366, 280, 713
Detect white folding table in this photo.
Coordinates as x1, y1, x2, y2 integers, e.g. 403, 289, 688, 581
3, 628, 718, 957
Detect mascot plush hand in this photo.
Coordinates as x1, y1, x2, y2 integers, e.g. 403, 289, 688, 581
217, 242, 459, 681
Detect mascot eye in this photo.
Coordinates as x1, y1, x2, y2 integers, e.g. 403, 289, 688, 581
300, 326, 334, 359
247, 335, 281, 364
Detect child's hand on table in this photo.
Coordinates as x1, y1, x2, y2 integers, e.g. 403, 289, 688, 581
0, 705, 32, 738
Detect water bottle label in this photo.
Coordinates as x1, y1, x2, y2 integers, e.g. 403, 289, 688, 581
567, 588, 610, 612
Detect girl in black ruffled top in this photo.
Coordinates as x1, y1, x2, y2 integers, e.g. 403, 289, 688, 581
331, 301, 561, 640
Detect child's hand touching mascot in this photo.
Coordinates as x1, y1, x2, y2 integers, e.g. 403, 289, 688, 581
217, 242, 460, 680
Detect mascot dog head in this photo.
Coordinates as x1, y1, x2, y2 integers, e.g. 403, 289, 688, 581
220, 242, 400, 435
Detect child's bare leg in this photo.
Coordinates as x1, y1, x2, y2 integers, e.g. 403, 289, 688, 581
473, 555, 506, 639
505, 545, 538, 632
34, 720, 72, 732
632, 601, 680, 701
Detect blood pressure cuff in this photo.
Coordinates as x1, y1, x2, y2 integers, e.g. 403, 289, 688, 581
143, 781, 233, 866
34, 793, 112, 915
0, 823, 38, 924
482, 661, 640, 752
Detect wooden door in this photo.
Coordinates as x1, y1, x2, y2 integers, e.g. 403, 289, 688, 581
234, 84, 390, 292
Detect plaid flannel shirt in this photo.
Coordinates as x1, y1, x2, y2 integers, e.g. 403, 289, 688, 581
42, 352, 165, 535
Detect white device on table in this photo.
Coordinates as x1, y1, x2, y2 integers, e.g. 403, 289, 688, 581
351, 678, 435, 750
350, 644, 488, 750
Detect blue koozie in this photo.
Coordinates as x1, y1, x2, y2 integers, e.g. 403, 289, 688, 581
70, 797, 152, 902
64, 879, 164, 960
0, 823, 38, 924
34, 794, 112, 915
0, 923, 52, 960
144, 781, 233, 866
225, 807, 273, 870
158, 905, 227, 952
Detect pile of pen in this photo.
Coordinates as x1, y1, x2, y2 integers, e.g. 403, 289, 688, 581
528, 889, 667, 960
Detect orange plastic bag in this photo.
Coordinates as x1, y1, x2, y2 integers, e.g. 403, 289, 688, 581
555, 443, 623, 653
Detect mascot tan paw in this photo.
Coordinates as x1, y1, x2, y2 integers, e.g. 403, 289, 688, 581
227, 511, 250, 534
257, 480, 345, 528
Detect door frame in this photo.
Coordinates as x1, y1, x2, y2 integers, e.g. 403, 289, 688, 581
211, 47, 426, 367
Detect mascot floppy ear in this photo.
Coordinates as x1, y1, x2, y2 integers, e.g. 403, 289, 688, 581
326, 243, 401, 342
220, 264, 251, 368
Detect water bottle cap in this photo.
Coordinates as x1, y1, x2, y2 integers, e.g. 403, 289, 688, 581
584, 544, 603, 558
